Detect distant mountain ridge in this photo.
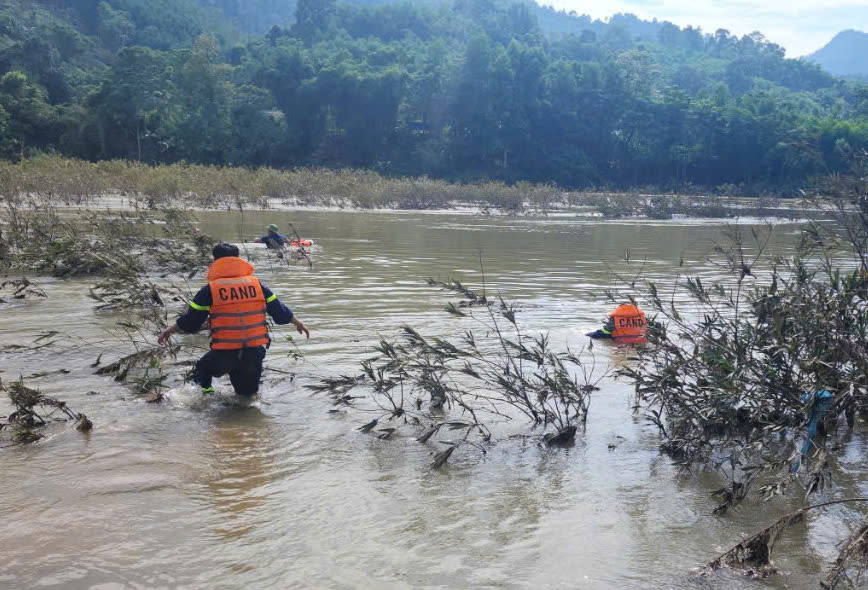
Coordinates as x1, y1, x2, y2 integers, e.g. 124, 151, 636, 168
808, 30, 868, 77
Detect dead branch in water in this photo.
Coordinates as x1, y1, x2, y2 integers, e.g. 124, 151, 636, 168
703, 498, 868, 581
823, 517, 868, 589
0, 277, 46, 302
0, 378, 92, 445
287, 222, 313, 270
426, 278, 490, 310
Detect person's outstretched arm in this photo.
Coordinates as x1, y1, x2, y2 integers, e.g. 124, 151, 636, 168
158, 285, 212, 345
261, 284, 309, 338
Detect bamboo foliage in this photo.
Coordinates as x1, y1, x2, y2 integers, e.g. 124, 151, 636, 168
310, 277, 609, 468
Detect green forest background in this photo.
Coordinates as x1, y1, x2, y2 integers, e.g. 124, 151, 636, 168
3, 0, 867, 193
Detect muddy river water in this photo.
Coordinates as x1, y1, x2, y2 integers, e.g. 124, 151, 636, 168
2, 210, 867, 589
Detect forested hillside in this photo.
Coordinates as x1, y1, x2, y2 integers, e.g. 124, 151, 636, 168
198, 0, 668, 40
1, 0, 867, 192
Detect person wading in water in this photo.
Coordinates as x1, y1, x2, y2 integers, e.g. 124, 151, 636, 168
256, 224, 288, 249
587, 303, 648, 344
158, 243, 310, 397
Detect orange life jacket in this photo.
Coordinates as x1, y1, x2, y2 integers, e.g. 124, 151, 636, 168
206, 257, 269, 350
609, 304, 647, 342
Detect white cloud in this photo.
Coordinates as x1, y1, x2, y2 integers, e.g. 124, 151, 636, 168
540, 0, 868, 56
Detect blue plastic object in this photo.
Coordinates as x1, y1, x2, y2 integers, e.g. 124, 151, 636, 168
790, 390, 834, 473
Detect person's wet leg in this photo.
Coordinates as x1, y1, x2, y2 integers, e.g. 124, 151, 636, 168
194, 350, 234, 395
228, 347, 266, 397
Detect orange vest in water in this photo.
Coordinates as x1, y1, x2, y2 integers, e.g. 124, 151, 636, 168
610, 304, 647, 342
206, 257, 269, 350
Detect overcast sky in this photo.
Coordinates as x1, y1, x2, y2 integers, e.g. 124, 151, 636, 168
540, 0, 868, 57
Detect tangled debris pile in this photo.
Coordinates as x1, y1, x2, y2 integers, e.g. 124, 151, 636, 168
0, 378, 91, 446
0, 202, 213, 279
0, 187, 224, 398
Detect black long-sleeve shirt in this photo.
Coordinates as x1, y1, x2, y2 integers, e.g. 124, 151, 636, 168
175, 282, 293, 333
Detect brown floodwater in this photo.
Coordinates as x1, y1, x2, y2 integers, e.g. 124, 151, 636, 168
1, 210, 866, 589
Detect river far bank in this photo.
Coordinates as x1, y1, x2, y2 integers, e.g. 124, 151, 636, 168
0, 155, 806, 220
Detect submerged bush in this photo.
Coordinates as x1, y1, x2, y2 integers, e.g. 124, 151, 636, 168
310, 278, 608, 467
625, 156, 868, 475
618, 153, 868, 582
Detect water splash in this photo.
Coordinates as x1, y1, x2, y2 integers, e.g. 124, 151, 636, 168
163, 384, 259, 410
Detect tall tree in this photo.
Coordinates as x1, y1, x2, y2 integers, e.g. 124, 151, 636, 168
293, 0, 336, 44
89, 46, 175, 161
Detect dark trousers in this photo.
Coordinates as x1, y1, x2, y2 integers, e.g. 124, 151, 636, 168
193, 347, 267, 396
